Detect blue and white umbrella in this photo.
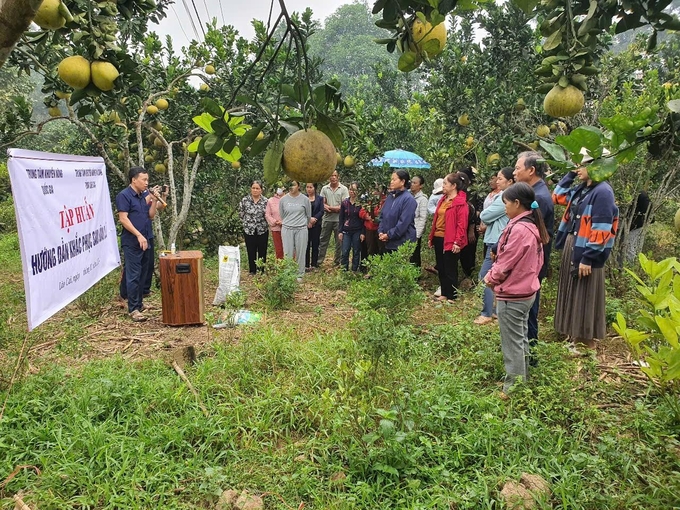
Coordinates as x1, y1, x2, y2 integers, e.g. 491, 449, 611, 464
369, 149, 431, 169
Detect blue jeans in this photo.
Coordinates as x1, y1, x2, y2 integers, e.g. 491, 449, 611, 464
341, 231, 362, 271
478, 244, 495, 317
121, 244, 151, 313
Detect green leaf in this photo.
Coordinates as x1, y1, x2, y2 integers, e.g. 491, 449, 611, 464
513, 0, 540, 15
187, 139, 200, 153
398, 51, 420, 72
222, 135, 237, 155
539, 141, 567, 161
202, 133, 222, 155
555, 126, 602, 160
249, 137, 270, 158
193, 112, 216, 133
315, 112, 344, 147
278, 120, 301, 134
210, 118, 230, 137
543, 29, 562, 51
586, 0, 597, 19
371, 0, 387, 15
239, 124, 266, 152
216, 145, 241, 163
587, 157, 618, 182
69, 88, 87, 106
200, 98, 223, 118
263, 141, 284, 185
667, 99, 680, 113
656, 317, 679, 348
421, 38, 443, 55
614, 146, 637, 164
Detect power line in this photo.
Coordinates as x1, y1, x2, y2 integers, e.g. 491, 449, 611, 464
218, 0, 225, 25
188, 0, 207, 38
170, 4, 191, 44
179, 0, 201, 41
201, 0, 210, 24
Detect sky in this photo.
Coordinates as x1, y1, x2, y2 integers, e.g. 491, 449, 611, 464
153, 0, 351, 48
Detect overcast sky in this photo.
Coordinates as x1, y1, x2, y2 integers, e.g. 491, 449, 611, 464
153, 0, 351, 48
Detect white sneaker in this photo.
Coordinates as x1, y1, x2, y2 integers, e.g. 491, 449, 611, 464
434, 286, 441, 297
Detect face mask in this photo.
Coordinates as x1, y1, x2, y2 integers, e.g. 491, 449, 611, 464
276, 188, 283, 195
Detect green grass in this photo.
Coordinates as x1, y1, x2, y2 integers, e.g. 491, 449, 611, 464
0, 233, 679, 509
2, 326, 679, 509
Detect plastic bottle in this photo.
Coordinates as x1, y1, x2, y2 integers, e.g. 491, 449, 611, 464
170, 242, 176, 255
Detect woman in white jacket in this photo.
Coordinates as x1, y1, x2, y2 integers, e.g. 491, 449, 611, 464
410, 175, 429, 267
474, 167, 515, 325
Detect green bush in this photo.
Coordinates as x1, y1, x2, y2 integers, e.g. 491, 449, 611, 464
0, 162, 16, 233
348, 243, 423, 324
255, 256, 299, 310
614, 254, 680, 424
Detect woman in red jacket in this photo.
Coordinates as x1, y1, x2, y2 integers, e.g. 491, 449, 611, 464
428, 172, 469, 302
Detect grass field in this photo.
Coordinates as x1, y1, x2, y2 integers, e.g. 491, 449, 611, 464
0, 232, 679, 509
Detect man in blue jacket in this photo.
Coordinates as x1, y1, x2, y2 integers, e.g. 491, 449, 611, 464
514, 152, 555, 364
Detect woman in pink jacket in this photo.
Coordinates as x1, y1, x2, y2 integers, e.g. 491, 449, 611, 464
428, 172, 469, 302
265, 187, 284, 259
484, 182, 549, 395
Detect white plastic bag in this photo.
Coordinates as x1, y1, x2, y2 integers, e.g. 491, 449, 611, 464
212, 245, 241, 305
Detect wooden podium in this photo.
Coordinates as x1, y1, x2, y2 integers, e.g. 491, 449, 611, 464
160, 250, 204, 326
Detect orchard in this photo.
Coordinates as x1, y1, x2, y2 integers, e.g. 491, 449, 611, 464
0, 0, 679, 508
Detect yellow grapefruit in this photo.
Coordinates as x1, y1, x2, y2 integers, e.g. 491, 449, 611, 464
57, 56, 91, 89
282, 129, 337, 183
543, 84, 585, 118
91, 61, 119, 91
34, 0, 65, 30
409, 18, 447, 58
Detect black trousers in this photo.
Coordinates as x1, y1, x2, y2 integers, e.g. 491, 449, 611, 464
306, 224, 321, 268
459, 234, 478, 278
409, 236, 423, 267
244, 232, 268, 274
433, 236, 460, 300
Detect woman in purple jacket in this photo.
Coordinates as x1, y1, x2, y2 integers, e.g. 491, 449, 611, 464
338, 182, 365, 271
484, 183, 549, 395
378, 170, 417, 253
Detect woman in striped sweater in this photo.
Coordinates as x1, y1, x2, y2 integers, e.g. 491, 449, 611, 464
552, 156, 619, 350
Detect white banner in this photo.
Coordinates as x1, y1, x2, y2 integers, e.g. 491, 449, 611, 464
7, 149, 120, 330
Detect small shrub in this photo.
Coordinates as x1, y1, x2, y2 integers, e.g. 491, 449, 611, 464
614, 254, 680, 423
223, 289, 246, 310
255, 256, 299, 310
348, 243, 423, 324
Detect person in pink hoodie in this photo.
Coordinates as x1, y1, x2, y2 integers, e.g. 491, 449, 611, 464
484, 182, 550, 395
265, 187, 284, 259
428, 172, 469, 302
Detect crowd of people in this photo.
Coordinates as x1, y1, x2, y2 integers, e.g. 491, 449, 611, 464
116, 148, 621, 397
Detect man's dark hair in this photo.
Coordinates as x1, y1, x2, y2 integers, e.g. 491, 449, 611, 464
499, 166, 515, 182
128, 166, 148, 183
517, 151, 548, 179
413, 175, 425, 186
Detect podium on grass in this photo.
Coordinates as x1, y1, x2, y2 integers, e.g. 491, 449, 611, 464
160, 250, 204, 326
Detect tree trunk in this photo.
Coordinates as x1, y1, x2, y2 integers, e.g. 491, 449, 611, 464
0, 0, 43, 68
